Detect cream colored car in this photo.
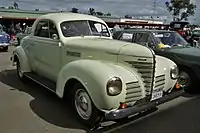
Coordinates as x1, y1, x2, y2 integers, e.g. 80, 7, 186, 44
11, 13, 183, 128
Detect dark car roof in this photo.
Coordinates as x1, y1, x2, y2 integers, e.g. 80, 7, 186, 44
113, 29, 175, 39
118, 29, 175, 33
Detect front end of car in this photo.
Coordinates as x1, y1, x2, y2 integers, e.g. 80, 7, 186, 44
104, 43, 183, 120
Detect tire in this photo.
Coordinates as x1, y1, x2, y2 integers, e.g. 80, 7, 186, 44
178, 68, 197, 93
16, 59, 27, 82
71, 83, 104, 128
3, 46, 8, 52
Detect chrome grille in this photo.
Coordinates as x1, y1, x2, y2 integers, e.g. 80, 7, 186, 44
126, 58, 155, 95
125, 81, 142, 104
154, 74, 165, 90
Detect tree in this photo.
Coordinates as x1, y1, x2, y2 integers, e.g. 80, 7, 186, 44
71, 7, 79, 13
96, 11, 104, 16
13, 2, 19, 9
125, 15, 132, 19
165, 0, 197, 21
105, 12, 111, 16
88, 8, 96, 15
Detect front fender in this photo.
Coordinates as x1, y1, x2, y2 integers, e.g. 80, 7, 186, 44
56, 59, 140, 111
155, 55, 177, 91
12, 46, 31, 72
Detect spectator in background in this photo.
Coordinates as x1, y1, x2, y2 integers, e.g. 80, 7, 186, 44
113, 24, 121, 33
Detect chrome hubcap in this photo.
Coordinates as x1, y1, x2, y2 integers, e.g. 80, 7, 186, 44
178, 71, 190, 88
75, 89, 92, 120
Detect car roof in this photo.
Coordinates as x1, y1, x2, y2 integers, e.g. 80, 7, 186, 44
116, 29, 175, 33
37, 12, 106, 24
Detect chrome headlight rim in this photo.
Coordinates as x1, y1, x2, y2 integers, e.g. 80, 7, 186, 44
106, 77, 122, 96
170, 65, 179, 80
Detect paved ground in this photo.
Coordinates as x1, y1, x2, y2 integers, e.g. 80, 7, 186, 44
0, 46, 199, 133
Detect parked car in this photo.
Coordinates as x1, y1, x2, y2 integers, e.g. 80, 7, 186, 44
15, 27, 32, 46
11, 13, 183, 128
113, 29, 200, 91
0, 30, 11, 51
169, 21, 190, 38
192, 28, 200, 41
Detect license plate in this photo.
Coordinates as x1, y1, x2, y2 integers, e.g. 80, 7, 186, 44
151, 88, 163, 101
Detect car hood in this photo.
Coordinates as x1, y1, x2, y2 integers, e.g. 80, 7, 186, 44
165, 46, 200, 57
63, 37, 153, 57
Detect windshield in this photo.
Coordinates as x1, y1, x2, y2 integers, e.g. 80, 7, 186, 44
60, 20, 110, 37
153, 32, 188, 47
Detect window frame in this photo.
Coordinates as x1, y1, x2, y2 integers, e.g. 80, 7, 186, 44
133, 32, 159, 49
34, 19, 60, 40
119, 32, 134, 43
60, 20, 110, 38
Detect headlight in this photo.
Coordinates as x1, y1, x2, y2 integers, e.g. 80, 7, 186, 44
170, 65, 179, 79
106, 77, 122, 96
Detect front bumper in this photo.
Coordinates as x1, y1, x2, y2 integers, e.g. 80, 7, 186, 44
105, 89, 184, 120
0, 43, 10, 48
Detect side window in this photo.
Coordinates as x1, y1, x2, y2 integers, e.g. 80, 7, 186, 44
34, 20, 49, 38
135, 33, 150, 45
147, 36, 156, 49
49, 21, 59, 39
119, 33, 133, 42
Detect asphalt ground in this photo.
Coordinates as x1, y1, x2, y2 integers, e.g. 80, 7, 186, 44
0, 46, 199, 133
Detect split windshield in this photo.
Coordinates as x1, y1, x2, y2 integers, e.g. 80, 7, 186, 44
153, 32, 188, 47
60, 20, 110, 37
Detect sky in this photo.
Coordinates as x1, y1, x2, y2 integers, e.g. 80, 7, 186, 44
0, 0, 199, 24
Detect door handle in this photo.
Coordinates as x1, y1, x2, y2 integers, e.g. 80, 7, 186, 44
58, 42, 63, 47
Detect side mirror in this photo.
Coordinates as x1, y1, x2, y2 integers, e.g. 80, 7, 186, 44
52, 34, 58, 40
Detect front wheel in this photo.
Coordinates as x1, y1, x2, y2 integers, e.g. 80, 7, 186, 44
2, 46, 8, 52
72, 83, 103, 128
178, 69, 197, 92
16, 59, 27, 82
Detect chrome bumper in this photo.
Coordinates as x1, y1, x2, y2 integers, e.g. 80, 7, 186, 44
105, 89, 184, 120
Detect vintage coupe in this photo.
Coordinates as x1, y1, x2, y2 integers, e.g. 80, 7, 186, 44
113, 29, 200, 91
11, 13, 182, 128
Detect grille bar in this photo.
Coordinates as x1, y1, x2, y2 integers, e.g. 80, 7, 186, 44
125, 81, 142, 104
126, 60, 154, 95
155, 74, 165, 90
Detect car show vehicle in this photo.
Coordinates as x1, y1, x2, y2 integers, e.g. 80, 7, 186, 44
192, 28, 200, 41
113, 29, 200, 91
11, 13, 183, 128
169, 21, 190, 38
15, 27, 32, 46
0, 30, 11, 51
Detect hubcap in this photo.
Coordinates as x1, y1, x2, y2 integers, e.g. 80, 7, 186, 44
17, 62, 23, 78
178, 71, 190, 88
75, 89, 92, 120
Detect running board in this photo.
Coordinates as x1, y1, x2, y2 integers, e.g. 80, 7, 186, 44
24, 72, 56, 93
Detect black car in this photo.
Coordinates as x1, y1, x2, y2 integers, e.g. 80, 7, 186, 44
113, 29, 200, 91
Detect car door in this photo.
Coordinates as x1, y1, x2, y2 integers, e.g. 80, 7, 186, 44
31, 20, 61, 82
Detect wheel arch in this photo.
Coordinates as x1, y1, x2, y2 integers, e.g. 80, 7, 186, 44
55, 59, 139, 111
12, 46, 31, 73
